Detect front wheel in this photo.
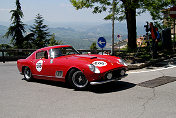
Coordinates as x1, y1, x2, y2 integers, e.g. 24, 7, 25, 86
23, 67, 33, 81
69, 70, 89, 90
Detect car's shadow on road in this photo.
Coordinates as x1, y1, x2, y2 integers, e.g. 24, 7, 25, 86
22, 78, 136, 94
22, 78, 68, 88
89, 81, 136, 94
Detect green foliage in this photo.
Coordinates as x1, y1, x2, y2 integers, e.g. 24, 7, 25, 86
48, 33, 63, 46
0, 44, 12, 49
70, 0, 139, 21
70, 0, 176, 50
22, 33, 35, 49
30, 14, 50, 49
90, 42, 98, 54
4, 0, 25, 48
90, 42, 97, 50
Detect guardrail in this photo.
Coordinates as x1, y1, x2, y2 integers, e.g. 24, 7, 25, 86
0, 49, 35, 63
0, 49, 112, 63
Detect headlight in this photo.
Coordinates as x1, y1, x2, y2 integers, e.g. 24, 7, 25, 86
117, 59, 127, 66
88, 64, 100, 73
88, 64, 95, 72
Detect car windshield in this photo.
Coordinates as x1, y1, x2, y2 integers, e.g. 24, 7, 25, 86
49, 47, 80, 58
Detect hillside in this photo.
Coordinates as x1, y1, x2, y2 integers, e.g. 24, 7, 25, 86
0, 25, 10, 44
0, 22, 146, 49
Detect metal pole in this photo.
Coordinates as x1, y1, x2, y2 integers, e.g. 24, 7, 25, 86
174, 19, 175, 50
119, 35, 121, 52
102, 48, 103, 55
111, 0, 115, 56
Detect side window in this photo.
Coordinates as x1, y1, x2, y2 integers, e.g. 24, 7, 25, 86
36, 51, 48, 59
49, 48, 62, 58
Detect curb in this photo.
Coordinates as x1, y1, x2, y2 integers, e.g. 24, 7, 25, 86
127, 54, 176, 70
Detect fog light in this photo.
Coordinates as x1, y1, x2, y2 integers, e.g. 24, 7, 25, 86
120, 70, 125, 76
107, 72, 113, 80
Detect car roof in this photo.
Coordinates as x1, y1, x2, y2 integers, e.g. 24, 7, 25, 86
37, 45, 72, 51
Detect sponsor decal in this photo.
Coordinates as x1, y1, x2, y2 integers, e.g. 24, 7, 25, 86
92, 61, 107, 67
36, 60, 43, 72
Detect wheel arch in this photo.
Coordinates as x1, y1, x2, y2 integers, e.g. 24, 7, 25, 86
22, 66, 26, 74
22, 65, 32, 74
65, 67, 80, 83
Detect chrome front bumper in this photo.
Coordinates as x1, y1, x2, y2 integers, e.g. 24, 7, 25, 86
90, 74, 128, 85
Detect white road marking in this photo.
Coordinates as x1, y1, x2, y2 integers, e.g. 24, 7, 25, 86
128, 65, 176, 74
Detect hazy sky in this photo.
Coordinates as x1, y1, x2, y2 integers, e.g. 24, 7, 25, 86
0, 0, 152, 25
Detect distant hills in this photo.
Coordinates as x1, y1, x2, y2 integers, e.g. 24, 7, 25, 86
0, 25, 8, 35
0, 25, 10, 44
0, 22, 145, 49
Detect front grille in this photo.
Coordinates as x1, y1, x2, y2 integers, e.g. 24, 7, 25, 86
91, 68, 126, 82
105, 69, 125, 80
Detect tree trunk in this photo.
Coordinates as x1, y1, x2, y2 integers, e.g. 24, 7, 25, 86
125, 7, 137, 50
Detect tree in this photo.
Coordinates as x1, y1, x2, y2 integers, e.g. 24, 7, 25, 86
70, 0, 176, 50
30, 14, 50, 49
90, 42, 98, 50
22, 33, 35, 49
48, 33, 63, 46
4, 0, 25, 48
90, 42, 98, 54
0, 44, 12, 49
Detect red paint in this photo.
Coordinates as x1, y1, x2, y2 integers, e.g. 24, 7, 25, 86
17, 45, 127, 82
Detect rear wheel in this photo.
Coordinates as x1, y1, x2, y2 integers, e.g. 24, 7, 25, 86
23, 67, 33, 81
69, 70, 89, 90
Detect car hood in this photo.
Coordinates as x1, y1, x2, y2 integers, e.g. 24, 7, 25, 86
62, 54, 126, 72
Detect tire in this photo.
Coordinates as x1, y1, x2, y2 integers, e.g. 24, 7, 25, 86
23, 67, 33, 81
69, 70, 89, 90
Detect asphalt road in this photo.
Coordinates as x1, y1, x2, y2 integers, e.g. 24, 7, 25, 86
0, 60, 176, 118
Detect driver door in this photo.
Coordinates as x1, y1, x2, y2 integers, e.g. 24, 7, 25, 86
32, 50, 51, 80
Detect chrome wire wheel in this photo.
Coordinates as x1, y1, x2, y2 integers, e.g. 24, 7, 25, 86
72, 71, 89, 89
24, 67, 32, 81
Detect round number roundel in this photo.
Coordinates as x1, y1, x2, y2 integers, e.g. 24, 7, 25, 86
92, 61, 107, 67
36, 60, 43, 72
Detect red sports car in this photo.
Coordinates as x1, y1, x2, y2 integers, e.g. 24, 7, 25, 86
17, 45, 128, 90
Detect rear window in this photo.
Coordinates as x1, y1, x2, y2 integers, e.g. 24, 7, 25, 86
36, 51, 48, 59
